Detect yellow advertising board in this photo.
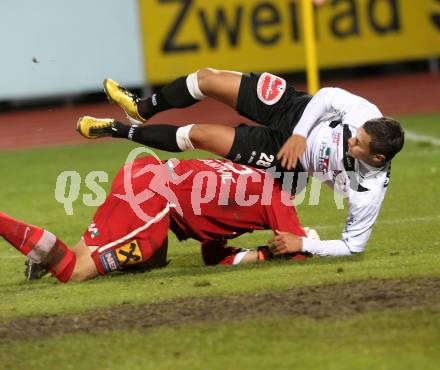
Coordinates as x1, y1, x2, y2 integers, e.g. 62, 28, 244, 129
139, 0, 440, 84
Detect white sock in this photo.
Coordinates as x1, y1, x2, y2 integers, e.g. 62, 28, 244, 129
27, 230, 56, 264
176, 124, 195, 151
186, 72, 207, 100
232, 250, 251, 265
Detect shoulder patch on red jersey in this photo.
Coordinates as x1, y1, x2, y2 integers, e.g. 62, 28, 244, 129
116, 240, 143, 266
99, 250, 120, 273
257, 72, 286, 105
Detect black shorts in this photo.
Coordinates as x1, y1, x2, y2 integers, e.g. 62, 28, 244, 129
236, 72, 311, 130
226, 72, 311, 192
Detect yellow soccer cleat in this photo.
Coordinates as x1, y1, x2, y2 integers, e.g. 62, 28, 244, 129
103, 78, 146, 124
76, 116, 116, 139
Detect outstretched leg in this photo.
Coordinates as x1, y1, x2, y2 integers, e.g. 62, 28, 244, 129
196, 68, 242, 108
77, 117, 237, 158
115, 122, 236, 157
104, 68, 242, 123
0, 212, 97, 283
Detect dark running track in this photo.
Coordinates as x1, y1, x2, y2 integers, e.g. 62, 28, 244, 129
0, 72, 439, 151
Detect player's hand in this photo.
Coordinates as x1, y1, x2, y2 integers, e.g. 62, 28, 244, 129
268, 230, 303, 255
276, 134, 307, 170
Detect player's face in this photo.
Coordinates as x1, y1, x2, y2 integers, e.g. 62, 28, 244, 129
347, 127, 372, 162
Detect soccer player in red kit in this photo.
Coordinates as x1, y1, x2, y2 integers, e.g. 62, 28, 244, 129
78, 68, 404, 257
0, 156, 309, 283
166, 157, 308, 265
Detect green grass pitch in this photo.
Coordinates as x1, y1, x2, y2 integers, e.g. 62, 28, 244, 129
0, 113, 439, 370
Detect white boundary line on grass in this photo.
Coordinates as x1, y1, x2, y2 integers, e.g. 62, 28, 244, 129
405, 130, 440, 146
1, 215, 439, 259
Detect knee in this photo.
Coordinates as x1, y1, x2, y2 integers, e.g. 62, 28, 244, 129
189, 124, 205, 149
196, 68, 220, 95
188, 124, 209, 148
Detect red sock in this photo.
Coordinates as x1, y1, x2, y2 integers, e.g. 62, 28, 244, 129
48, 244, 76, 283
0, 212, 46, 256
0, 212, 76, 283
201, 240, 247, 266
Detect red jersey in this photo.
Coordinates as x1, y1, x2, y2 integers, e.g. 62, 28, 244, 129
83, 156, 305, 274
166, 158, 306, 241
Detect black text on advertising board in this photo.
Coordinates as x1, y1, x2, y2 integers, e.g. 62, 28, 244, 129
161, 0, 403, 54
432, 0, 440, 30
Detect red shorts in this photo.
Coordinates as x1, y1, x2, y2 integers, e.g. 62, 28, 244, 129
83, 157, 170, 275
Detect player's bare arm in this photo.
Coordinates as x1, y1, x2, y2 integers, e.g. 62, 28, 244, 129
276, 87, 339, 171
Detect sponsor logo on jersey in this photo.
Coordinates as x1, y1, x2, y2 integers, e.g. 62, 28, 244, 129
332, 132, 341, 145
100, 250, 120, 273
257, 73, 286, 105
88, 223, 100, 239
318, 141, 331, 174
116, 240, 143, 266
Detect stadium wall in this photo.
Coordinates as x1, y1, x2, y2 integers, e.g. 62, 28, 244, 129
1, 0, 439, 101
0, 0, 145, 100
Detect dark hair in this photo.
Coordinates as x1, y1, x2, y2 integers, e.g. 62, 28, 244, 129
363, 117, 405, 162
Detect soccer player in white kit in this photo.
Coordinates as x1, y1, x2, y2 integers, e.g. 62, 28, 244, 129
77, 68, 405, 258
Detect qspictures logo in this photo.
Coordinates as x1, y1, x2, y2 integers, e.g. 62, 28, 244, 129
54, 146, 370, 217
431, 0, 440, 30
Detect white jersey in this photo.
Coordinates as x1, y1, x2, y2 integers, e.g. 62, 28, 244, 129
293, 87, 390, 256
